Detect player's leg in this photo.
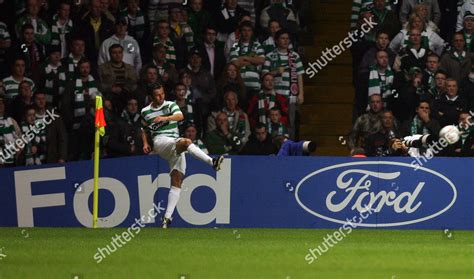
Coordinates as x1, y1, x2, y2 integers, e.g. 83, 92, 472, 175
176, 138, 224, 171
162, 169, 183, 229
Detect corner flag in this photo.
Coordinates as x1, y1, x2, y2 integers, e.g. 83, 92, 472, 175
93, 96, 106, 228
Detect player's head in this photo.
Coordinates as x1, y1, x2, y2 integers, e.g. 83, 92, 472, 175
150, 83, 165, 106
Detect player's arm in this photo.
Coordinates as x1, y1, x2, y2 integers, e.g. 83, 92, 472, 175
141, 119, 152, 154
154, 112, 184, 122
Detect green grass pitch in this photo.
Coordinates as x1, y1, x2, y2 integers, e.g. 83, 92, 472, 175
0, 228, 472, 278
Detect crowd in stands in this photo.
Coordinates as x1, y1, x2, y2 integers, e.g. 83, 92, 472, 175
349, 0, 474, 157
0, 0, 307, 167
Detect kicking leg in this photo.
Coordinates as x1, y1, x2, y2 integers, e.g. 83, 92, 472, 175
176, 138, 224, 170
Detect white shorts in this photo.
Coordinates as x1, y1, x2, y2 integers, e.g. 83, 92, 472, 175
152, 136, 186, 175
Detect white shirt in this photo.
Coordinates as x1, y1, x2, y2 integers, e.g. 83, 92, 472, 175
205, 43, 215, 76
98, 34, 142, 73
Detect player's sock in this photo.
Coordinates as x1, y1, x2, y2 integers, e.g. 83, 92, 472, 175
164, 186, 181, 219
187, 143, 213, 166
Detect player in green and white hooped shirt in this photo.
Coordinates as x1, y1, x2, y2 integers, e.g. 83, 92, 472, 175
141, 84, 224, 228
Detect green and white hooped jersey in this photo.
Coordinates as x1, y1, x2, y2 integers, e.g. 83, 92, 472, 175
141, 101, 182, 139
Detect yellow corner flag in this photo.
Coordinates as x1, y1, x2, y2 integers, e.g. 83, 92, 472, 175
93, 96, 106, 228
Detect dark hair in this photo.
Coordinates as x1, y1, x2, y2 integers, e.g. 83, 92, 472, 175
204, 25, 217, 34
270, 107, 281, 113
239, 21, 254, 32
11, 56, 26, 67
375, 29, 390, 40
255, 122, 267, 130
149, 83, 163, 96
434, 69, 448, 77
77, 57, 91, 67
108, 44, 123, 56
426, 52, 440, 60
174, 82, 186, 89
268, 19, 281, 28
274, 28, 290, 41
21, 23, 34, 33
145, 64, 158, 73
23, 104, 36, 116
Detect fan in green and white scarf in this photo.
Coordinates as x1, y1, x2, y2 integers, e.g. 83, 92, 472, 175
267, 122, 289, 138
50, 14, 73, 58
257, 90, 276, 124
152, 37, 177, 65
351, 0, 392, 28
0, 116, 19, 165
410, 116, 430, 136
120, 7, 146, 41
15, 16, 51, 45
368, 64, 394, 98
21, 120, 47, 166
72, 75, 99, 130
41, 59, 66, 104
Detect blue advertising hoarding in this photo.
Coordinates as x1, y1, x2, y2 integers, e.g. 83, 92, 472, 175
0, 156, 472, 229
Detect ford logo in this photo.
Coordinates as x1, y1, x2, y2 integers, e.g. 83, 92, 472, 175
295, 161, 457, 227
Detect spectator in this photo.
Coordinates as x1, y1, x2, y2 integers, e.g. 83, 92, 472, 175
98, 0, 118, 23
457, 1, 474, 31
33, 91, 67, 164
60, 37, 86, 83
267, 107, 289, 138
0, 96, 21, 167
439, 0, 459, 41
15, 0, 52, 45
360, 31, 397, 77
187, 48, 216, 117
260, 20, 292, 55
362, 0, 400, 42
389, 67, 426, 124
38, 45, 65, 106
117, 97, 143, 157
365, 110, 401, 156
120, 0, 148, 42
98, 44, 138, 114
390, 14, 444, 55
198, 26, 226, 79
20, 105, 47, 166
224, 14, 252, 60
410, 3, 439, 33
399, 0, 441, 26
204, 111, 243, 155
436, 78, 469, 127
262, 29, 304, 139
61, 58, 99, 160
142, 43, 179, 92
147, 0, 182, 26
247, 73, 287, 129
260, 0, 299, 38
207, 89, 251, 144
350, 0, 393, 29
216, 63, 247, 109
368, 50, 395, 102
9, 24, 46, 80
2, 58, 36, 102
393, 28, 431, 75
50, 1, 74, 58
174, 83, 195, 133
424, 70, 448, 105
188, 0, 214, 45
77, 0, 114, 66
423, 53, 441, 92
98, 17, 142, 73
168, 4, 194, 69
233, 0, 256, 23
460, 12, 474, 52
239, 123, 278, 155
9, 80, 34, 123
216, 0, 250, 43
135, 65, 158, 110
440, 32, 474, 83
445, 111, 474, 156
183, 123, 208, 154
401, 101, 441, 145
0, 21, 11, 78
348, 94, 384, 151
151, 20, 177, 66
103, 107, 138, 158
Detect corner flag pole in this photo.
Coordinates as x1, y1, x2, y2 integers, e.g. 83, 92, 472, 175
93, 95, 106, 228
